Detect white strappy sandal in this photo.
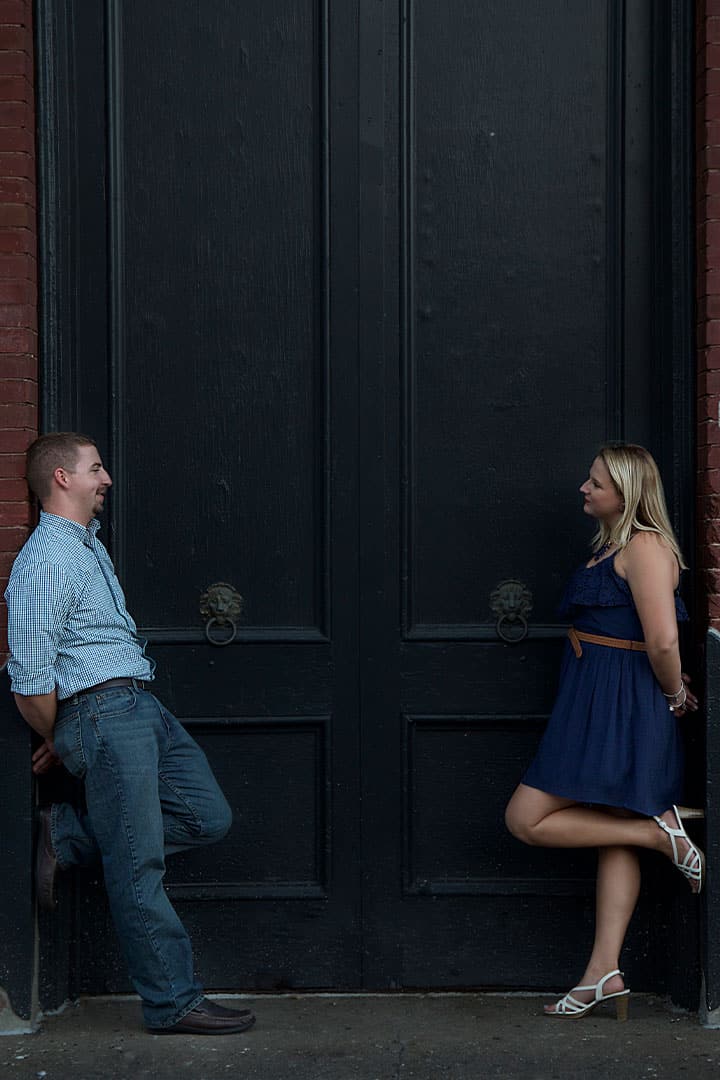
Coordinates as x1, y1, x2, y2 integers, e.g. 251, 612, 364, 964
653, 804, 705, 894
546, 969, 630, 1021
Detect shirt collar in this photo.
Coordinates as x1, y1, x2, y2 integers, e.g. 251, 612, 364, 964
39, 510, 102, 547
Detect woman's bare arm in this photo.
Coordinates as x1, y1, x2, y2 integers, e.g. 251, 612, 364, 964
615, 533, 688, 703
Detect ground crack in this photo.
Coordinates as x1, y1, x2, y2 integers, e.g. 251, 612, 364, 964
393, 1037, 406, 1079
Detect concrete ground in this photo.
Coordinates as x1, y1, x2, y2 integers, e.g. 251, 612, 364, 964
2, 992, 720, 1080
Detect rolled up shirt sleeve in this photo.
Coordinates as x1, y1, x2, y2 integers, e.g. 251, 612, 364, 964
5, 563, 75, 696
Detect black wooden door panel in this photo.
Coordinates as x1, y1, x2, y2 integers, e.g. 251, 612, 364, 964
409, 1, 611, 631
117, 1, 325, 634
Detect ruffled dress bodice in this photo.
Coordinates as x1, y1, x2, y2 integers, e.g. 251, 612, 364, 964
558, 554, 688, 640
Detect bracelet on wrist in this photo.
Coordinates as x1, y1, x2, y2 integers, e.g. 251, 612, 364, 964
669, 687, 687, 712
663, 683, 685, 700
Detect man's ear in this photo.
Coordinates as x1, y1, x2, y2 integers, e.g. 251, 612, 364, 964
53, 466, 71, 490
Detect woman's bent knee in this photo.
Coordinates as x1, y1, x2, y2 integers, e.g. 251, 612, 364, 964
504, 805, 538, 845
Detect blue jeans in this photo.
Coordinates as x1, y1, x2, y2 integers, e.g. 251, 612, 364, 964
51, 685, 232, 1028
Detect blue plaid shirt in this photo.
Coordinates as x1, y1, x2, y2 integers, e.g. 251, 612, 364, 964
5, 511, 155, 700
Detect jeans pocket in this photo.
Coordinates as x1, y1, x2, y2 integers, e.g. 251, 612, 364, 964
53, 712, 86, 779
92, 687, 137, 717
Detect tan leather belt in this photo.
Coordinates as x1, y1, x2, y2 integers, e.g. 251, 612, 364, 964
568, 627, 647, 659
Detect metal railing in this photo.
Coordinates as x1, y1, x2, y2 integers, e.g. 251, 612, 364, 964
704, 630, 720, 1018
0, 664, 35, 1032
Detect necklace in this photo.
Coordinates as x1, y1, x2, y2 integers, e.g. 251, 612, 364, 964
591, 541, 614, 563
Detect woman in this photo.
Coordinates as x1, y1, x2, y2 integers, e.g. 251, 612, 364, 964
505, 443, 701, 1021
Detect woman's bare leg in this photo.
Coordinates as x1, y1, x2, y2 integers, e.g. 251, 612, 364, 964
505, 783, 689, 861
544, 845, 640, 1012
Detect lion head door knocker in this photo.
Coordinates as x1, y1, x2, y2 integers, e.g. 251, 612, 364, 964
199, 582, 244, 646
490, 579, 533, 644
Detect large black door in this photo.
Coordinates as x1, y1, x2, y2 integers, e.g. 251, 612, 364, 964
37, 0, 693, 996
39, 0, 363, 993
357, 0, 694, 991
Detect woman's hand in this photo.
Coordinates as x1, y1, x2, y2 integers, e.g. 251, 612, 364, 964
672, 672, 699, 717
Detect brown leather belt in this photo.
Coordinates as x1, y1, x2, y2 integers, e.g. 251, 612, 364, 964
568, 627, 647, 659
78, 677, 151, 696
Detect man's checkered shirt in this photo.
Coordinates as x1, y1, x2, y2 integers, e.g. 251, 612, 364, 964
5, 511, 155, 700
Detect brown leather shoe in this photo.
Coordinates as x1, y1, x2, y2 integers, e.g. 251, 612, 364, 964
35, 807, 59, 912
147, 999, 256, 1035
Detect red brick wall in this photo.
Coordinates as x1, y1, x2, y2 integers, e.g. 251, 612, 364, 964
0, 0, 37, 656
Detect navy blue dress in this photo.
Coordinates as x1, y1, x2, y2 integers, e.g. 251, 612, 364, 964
523, 554, 688, 816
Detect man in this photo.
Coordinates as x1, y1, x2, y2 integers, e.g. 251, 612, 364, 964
5, 432, 255, 1036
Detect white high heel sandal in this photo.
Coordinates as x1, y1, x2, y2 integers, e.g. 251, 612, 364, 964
653, 804, 705, 893
546, 969, 630, 1021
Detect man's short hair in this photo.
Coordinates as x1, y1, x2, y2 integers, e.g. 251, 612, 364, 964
26, 432, 96, 504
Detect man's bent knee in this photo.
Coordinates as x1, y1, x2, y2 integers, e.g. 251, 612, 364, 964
202, 797, 233, 843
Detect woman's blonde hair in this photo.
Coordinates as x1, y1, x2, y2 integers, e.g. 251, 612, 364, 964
593, 443, 686, 569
